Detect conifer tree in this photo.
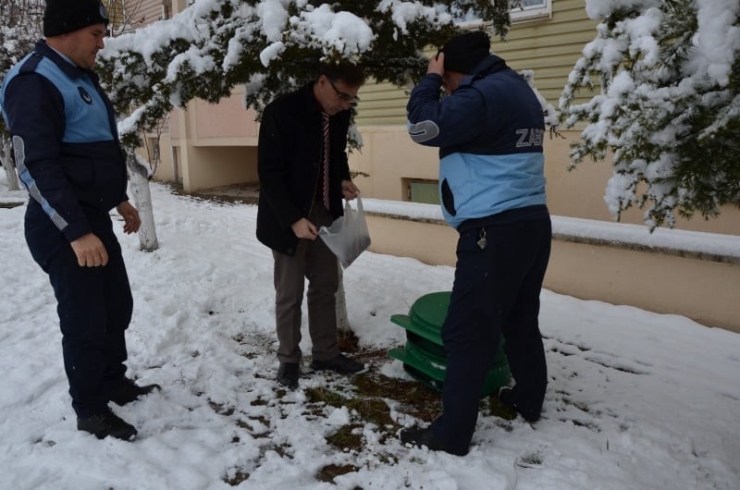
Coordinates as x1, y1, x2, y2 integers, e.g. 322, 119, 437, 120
560, 0, 740, 229
97, 0, 518, 147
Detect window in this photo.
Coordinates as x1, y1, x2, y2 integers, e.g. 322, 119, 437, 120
510, 0, 552, 22
452, 0, 552, 26
405, 179, 440, 205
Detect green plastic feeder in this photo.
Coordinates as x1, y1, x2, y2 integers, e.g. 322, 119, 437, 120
388, 291, 510, 397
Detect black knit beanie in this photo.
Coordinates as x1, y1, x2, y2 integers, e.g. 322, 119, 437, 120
43, 0, 110, 37
442, 31, 491, 74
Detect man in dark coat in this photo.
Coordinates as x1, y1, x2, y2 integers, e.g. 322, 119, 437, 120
0, 0, 159, 441
256, 64, 366, 389
400, 31, 552, 456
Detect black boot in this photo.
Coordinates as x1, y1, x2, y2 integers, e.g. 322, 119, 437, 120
310, 354, 365, 375
277, 362, 300, 390
498, 387, 540, 422
399, 427, 468, 456
77, 407, 137, 441
108, 377, 161, 406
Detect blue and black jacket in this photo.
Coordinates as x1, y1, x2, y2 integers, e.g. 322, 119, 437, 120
406, 55, 547, 229
0, 40, 128, 242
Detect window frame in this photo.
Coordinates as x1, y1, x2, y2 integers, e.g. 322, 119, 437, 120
510, 0, 552, 23
455, 0, 552, 28
404, 178, 440, 205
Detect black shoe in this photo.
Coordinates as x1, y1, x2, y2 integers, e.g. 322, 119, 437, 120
399, 427, 468, 456
498, 387, 540, 422
310, 354, 364, 375
108, 377, 161, 406
277, 362, 299, 390
77, 407, 137, 441
498, 387, 516, 407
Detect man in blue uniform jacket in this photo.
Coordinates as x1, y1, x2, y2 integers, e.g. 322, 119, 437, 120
0, 0, 159, 441
400, 31, 552, 456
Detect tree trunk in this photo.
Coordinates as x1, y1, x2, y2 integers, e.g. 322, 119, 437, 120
336, 262, 351, 334
126, 152, 159, 251
0, 136, 20, 191
335, 262, 359, 351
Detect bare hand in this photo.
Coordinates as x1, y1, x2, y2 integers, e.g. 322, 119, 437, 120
342, 180, 360, 201
428, 51, 444, 76
117, 201, 141, 234
70, 233, 109, 267
291, 217, 318, 240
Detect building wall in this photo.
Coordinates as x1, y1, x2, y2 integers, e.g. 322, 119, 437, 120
353, 0, 596, 128
109, 0, 167, 31
364, 213, 740, 333
168, 86, 259, 192
132, 0, 165, 25
494, 0, 599, 107
350, 126, 740, 235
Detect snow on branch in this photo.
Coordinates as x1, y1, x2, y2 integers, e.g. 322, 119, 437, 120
96, 0, 513, 148
560, 0, 740, 230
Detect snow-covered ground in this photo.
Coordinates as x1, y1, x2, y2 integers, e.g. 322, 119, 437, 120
1, 180, 738, 490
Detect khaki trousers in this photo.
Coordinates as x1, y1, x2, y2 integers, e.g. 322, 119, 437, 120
273, 205, 339, 363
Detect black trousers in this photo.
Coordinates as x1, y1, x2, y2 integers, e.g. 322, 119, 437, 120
430, 206, 552, 454
25, 203, 132, 418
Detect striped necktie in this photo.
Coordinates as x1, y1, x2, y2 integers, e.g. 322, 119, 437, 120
321, 112, 331, 210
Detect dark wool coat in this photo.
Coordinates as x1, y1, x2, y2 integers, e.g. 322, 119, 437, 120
256, 82, 352, 255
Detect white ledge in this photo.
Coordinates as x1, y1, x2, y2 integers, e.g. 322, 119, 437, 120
360, 198, 740, 263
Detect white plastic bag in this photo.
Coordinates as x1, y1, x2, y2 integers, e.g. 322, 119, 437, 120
318, 196, 371, 268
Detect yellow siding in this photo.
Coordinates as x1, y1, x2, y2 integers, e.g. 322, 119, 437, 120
355, 0, 599, 127
356, 81, 409, 125
103, 1, 126, 29
132, 0, 167, 27
493, 0, 598, 105
138, 0, 167, 24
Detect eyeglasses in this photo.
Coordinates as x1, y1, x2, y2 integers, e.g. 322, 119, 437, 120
328, 79, 360, 104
